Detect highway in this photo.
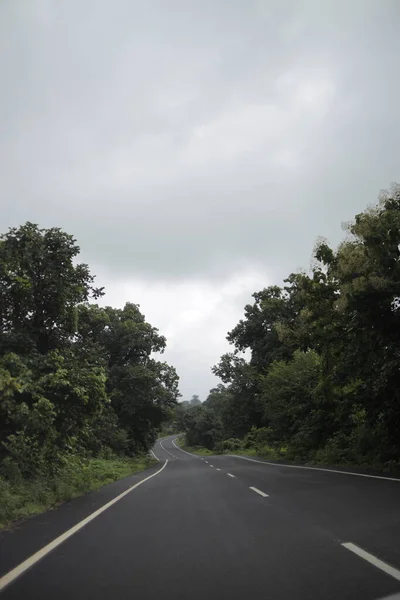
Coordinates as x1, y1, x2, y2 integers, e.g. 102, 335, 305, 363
1, 435, 400, 599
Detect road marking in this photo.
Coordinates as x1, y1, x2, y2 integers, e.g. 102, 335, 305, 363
150, 449, 159, 461
216, 468, 221, 471
171, 438, 198, 458
249, 486, 269, 498
342, 543, 400, 582
205, 461, 209, 464
230, 455, 400, 482
227, 473, 235, 478
210, 465, 214, 468
0, 460, 169, 593
159, 439, 177, 459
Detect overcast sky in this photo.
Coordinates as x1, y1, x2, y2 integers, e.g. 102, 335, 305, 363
1, 0, 399, 400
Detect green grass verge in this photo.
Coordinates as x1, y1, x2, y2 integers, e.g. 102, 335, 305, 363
0, 455, 157, 529
227, 446, 285, 459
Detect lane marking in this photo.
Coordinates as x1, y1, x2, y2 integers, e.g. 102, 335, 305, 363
249, 486, 269, 498
216, 468, 221, 471
210, 465, 214, 468
0, 460, 169, 593
230, 455, 400, 482
159, 439, 177, 459
205, 461, 209, 464
150, 449, 159, 461
227, 473, 235, 478
171, 438, 198, 458
342, 543, 400, 582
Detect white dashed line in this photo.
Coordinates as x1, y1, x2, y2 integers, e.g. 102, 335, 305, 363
0, 460, 169, 593
205, 461, 209, 464
249, 486, 269, 498
159, 439, 177, 459
210, 465, 214, 468
216, 468, 221, 471
342, 543, 400, 582
227, 473, 235, 478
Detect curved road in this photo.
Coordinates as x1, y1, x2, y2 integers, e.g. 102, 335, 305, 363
1, 435, 400, 599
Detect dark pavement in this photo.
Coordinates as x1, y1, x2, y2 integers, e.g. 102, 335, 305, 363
1, 435, 400, 599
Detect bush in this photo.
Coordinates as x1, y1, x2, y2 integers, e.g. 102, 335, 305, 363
243, 426, 274, 451
214, 438, 242, 452
0, 454, 155, 528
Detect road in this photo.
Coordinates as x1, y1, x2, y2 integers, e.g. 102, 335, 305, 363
1, 436, 400, 599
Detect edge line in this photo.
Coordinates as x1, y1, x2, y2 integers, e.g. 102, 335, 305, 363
230, 455, 400, 482
171, 438, 198, 458
0, 460, 169, 592
159, 439, 176, 459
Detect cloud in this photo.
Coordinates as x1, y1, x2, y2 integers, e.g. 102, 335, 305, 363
97, 266, 270, 399
1, 0, 399, 396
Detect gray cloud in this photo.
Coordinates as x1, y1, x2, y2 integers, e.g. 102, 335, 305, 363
1, 0, 399, 397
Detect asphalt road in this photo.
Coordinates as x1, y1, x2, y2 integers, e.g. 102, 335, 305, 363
1, 436, 400, 599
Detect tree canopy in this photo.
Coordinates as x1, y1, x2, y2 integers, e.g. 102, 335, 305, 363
183, 184, 400, 469
0, 223, 180, 480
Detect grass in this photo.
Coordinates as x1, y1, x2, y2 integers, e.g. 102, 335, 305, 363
0, 455, 157, 529
228, 446, 284, 460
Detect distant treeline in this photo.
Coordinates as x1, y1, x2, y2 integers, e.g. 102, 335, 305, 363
181, 184, 400, 470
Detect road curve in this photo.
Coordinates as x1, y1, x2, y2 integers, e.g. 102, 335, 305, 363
0, 435, 400, 599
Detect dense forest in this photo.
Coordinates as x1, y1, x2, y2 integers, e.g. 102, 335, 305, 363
181, 185, 400, 470
0, 223, 179, 523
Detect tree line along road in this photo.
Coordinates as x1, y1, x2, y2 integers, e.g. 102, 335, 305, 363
1, 435, 400, 600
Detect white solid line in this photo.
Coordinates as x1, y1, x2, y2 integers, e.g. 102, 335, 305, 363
227, 473, 235, 478
249, 486, 269, 498
342, 543, 400, 582
0, 460, 169, 593
159, 439, 176, 459
171, 438, 198, 458
230, 455, 400, 482
150, 449, 159, 461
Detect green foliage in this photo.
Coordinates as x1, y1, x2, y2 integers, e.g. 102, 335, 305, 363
0, 222, 103, 355
183, 405, 222, 450
197, 184, 400, 470
214, 438, 242, 452
0, 222, 179, 524
0, 455, 156, 528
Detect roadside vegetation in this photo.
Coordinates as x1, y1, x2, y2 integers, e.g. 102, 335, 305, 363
0, 223, 179, 528
0, 455, 156, 528
178, 185, 400, 472
174, 437, 213, 456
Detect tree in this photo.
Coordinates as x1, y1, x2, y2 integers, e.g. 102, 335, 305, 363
227, 286, 293, 370
189, 394, 201, 406
207, 184, 400, 467
96, 304, 179, 452
261, 350, 326, 457
0, 223, 103, 355
0, 222, 180, 481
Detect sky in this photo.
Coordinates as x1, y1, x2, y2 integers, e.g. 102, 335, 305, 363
1, 0, 399, 401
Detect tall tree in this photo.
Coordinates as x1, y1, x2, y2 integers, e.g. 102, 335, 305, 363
0, 223, 103, 355
189, 394, 201, 406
